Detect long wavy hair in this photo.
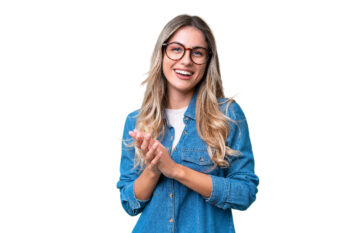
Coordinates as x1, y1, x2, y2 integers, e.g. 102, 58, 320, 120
133, 14, 240, 169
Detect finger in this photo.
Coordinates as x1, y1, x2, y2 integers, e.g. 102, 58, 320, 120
148, 151, 162, 170
144, 141, 159, 162
135, 131, 143, 148
145, 141, 158, 160
129, 130, 136, 138
130, 129, 140, 145
129, 130, 142, 150
141, 133, 151, 153
151, 151, 162, 166
148, 138, 158, 150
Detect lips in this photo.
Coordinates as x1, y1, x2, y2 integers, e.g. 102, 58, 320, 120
173, 69, 194, 81
174, 69, 194, 76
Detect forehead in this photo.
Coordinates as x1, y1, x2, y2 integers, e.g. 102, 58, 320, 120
168, 26, 207, 48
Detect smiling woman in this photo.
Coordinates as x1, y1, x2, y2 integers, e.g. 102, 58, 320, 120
162, 26, 208, 105
116, 14, 259, 233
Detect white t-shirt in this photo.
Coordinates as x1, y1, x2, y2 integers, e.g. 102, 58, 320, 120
165, 106, 188, 152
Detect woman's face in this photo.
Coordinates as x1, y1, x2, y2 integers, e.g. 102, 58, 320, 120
162, 26, 208, 96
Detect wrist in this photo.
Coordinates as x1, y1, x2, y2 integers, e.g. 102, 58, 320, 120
145, 166, 161, 179
172, 163, 186, 180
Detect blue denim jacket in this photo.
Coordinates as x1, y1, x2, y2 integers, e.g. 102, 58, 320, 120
117, 91, 259, 233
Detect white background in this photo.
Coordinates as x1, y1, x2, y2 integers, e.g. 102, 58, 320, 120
1, 0, 349, 232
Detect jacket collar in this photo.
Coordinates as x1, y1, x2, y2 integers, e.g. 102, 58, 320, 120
183, 88, 198, 120
163, 88, 198, 123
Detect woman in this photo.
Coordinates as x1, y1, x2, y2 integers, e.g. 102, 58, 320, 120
117, 14, 259, 233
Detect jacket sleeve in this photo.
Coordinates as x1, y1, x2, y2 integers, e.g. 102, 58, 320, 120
116, 112, 150, 216
204, 101, 259, 210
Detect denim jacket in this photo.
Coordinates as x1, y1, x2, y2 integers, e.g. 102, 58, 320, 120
117, 91, 259, 233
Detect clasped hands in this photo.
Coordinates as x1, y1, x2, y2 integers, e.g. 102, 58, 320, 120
129, 129, 180, 179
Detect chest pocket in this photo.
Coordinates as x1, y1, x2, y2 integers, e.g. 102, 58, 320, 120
181, 148, 216, 174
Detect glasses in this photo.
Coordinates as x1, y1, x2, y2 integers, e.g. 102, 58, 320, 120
162, 42, 211, 65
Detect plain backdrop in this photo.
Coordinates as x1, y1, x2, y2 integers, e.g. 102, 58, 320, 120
1, 0, 349, 232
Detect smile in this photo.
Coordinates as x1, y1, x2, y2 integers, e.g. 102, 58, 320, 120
174, 69, 194, 76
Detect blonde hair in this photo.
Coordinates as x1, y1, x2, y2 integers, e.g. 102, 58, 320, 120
134, 14, 240, 169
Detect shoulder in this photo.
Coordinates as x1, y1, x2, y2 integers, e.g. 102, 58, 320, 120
218, 98, 246, 121
123, 109, 141, 128
126, 109, 140, 119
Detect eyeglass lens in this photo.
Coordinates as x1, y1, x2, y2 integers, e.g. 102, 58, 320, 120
165, 43, 208, 64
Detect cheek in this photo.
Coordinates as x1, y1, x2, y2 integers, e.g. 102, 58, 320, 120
162, 58, 173, 76
197, 66, 207, 79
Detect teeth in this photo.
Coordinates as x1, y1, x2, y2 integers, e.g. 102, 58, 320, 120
175, 69, 193, 76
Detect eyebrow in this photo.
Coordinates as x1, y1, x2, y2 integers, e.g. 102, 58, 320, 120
169, 41, 208, 50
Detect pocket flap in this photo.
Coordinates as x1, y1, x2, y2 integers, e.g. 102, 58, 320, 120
181, 149, 214, 166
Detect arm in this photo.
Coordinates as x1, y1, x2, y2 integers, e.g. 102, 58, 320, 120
116, 113, 161, 216
129, 131, 163, 201
162, 102, 259, 210
128, 130, 161, 201
202, 102, 259, 210
133, 167, 161, 200
173, 164, 212, 198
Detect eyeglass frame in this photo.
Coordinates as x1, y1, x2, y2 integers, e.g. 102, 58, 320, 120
162, 42, 212, 65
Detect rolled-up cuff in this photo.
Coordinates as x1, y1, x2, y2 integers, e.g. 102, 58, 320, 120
121, 180, 150, 214
203, 175, 228, 205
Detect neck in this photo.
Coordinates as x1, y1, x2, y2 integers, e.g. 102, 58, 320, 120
167, 88, 194, 109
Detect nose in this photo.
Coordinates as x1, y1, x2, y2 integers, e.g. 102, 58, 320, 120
180, 48, 193, 65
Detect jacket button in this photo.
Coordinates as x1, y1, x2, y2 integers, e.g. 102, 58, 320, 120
184, 130, 187, 135
200, 157, 204, 162
169, 218, 174, 223
184, 117, 189, 121
174, 147, 177, 151
169, 193, 173, 198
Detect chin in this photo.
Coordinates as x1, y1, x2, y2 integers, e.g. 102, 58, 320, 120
171, 83, 197, 94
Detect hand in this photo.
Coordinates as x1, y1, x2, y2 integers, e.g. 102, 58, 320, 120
129, 129, 162, 175
151, 140, 180, 179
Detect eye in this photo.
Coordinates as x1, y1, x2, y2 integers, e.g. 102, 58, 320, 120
193, 50, 204, 57
172, 47, 181, 52
169, 45, 183, 53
